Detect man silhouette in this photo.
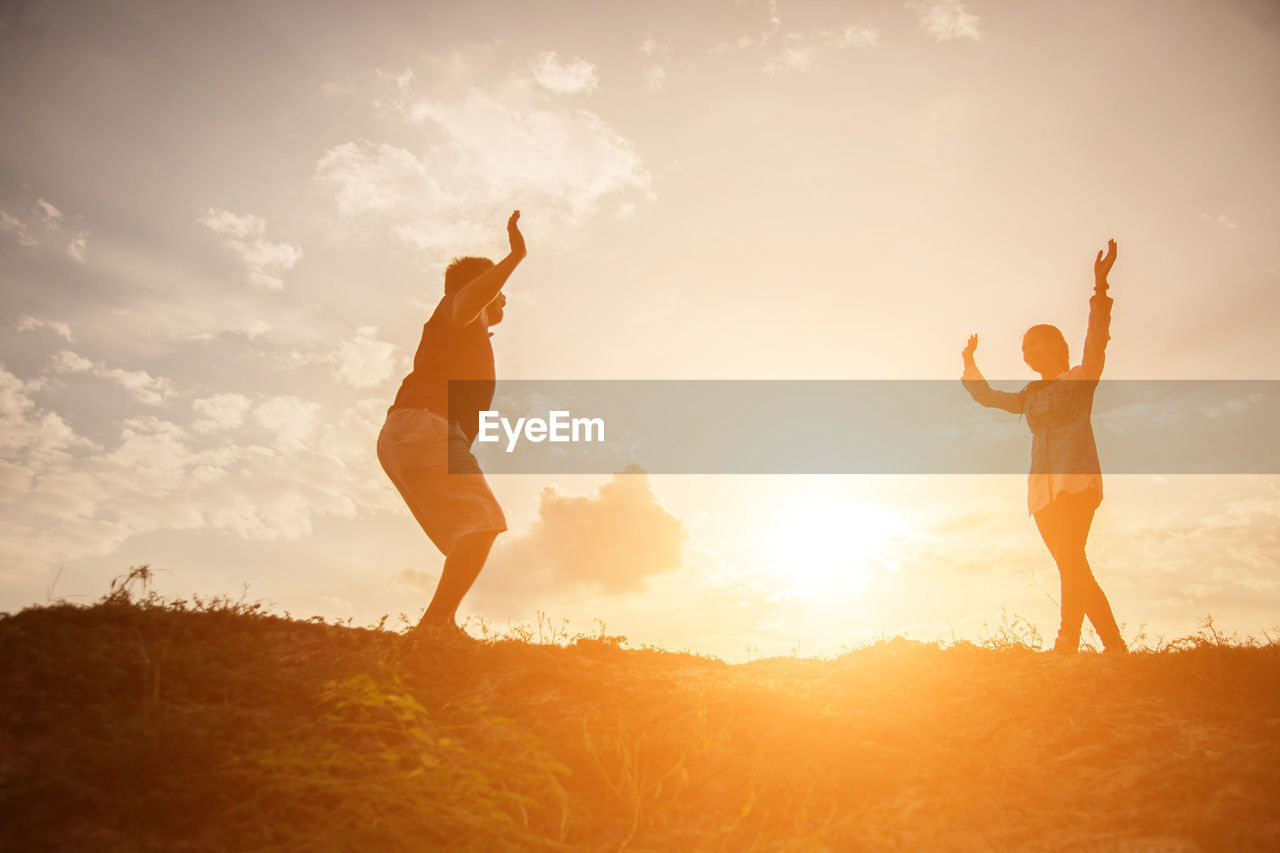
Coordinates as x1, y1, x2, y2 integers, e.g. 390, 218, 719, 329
961, 239, 1127, 654
377, 211, 526, 639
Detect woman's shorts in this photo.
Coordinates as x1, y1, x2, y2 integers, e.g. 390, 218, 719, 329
377, 408, 507, 555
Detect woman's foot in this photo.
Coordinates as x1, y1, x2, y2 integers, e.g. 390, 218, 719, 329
1050, 635, 1079, 654
405, 619, 478, 645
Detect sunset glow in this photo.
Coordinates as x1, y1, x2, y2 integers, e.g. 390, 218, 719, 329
1, 0, 1278, 662
758, 500, 900, 598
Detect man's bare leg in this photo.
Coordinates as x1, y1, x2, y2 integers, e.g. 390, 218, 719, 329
419, 530, 499, 629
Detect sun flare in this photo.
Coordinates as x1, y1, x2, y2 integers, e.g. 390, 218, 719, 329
761, 501, 904, 598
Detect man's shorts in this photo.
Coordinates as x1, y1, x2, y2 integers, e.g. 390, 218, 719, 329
377, 408, 507, 555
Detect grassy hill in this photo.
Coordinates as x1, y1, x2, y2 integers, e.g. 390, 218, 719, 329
2, 569, 1278, 852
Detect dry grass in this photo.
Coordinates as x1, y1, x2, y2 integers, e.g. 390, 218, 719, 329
2, 566, 1278, 852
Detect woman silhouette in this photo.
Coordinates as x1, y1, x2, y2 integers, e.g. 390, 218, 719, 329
961, 240, 1127, 654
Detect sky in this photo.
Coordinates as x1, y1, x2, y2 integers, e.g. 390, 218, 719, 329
2, 0, 1278, 660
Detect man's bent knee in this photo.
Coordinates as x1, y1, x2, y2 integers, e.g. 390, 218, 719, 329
450, 529, 502, 553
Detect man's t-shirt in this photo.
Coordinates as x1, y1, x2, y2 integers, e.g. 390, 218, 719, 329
389, 293, 494, 444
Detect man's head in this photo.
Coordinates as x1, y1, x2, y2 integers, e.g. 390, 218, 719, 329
1022, 324, 1069, 375
444, 255, 506, 326
444, 256, 495, 294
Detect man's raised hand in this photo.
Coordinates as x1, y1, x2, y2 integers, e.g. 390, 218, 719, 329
508, 210, 527, 261
962, 334, 978, 367
449, 210, 528, 327
1094, 238, 1117, 288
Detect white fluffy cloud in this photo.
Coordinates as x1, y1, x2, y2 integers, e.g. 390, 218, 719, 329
16, 315, 73, 342
315, 58, 652, 253
317, 142, 436, 219
0, 365, 93, 461
48, 350, 175, 406
101, 367, 173, 406
253, 395, 321, 451
200, 208, 303, 290
192, 393, 253, 433
331, 326, 401, 389
0, 362, 394, 576
529, 51, 599, 94
912, 1, 981, 42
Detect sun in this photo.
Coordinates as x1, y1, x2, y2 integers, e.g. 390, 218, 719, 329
761, 501, 903, 598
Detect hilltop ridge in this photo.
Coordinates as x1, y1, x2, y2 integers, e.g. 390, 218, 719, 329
2, 574, 1278, 851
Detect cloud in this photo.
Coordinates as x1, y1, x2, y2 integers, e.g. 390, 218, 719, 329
1205, 392, 1263, 419
481, 465, 687, 603
183, 314, 272, 342
238, 317, 273, 339
192, 393, 253, 433
0, 196, 89, 256
0, 210, 36, 247
764, 43, 817, 74
1097, 490, 1280, 615
252, 395, 321, 451
49, 350, 94, 373
317, 64, 651, 252
391, 567, 437, 589
66, 235, 87, 263
713, 35, 759, 54
331, 326, 401, 389
1200, 212, 1239, 231
529, 51, 599, 94
256, 325, 403, 390
762, 24, 879, 73
200, 208, 303, 290
16, 314, 73, 342
639, 37, 668, 90
99, 366, 174, 406
35, 198, 63, 224
821, 25, 880, 48
712, 0, 782, 53
714, 4, 879, 73
912, 1, 981, 42
317, 142, 435, 219
380, 67, 415, 91
0, 367, 394, 574
390, 84, 650, 222
0, 365, 94, 463
48, 350, 175, 406
0, 365, 99, 559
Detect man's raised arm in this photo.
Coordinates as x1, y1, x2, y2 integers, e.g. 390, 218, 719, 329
452, 210, 528, 327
